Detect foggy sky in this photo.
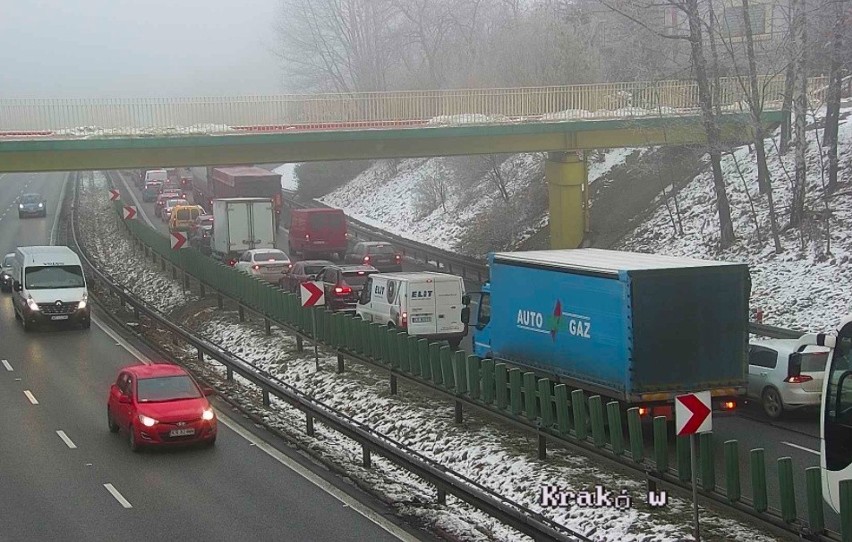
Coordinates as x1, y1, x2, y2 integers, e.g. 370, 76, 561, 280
0, 0, 283, 98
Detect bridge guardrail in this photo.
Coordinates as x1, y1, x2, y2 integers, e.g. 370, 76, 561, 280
100, 172, 849, 541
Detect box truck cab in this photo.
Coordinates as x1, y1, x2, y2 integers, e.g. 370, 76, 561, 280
288, 208, 348, 260
11, 246, 90, 331
357, 272, 470, 350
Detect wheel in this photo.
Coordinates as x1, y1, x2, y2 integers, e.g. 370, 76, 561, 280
108, 409, 119, 433
22, 316, 32, 332
201, 436, 216, 449
448, 338, 462, 350
129, 425, 141, 452
762, 387, 784, 419
81, 319, 91, 330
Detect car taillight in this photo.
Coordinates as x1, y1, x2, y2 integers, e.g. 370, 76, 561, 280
252, 265, 260, 270
227, 259, 237, 267
395, 254, 401, 261
334, 286, 352, 295
363, 256, 370, 262
401, 312, 408, 328
785, 375, 813, 383
637, 407, 649, 417
305, 234, 310, 240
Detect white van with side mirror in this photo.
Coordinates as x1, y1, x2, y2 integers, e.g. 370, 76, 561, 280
11, 246, 91, 332
356, 271, 469, 350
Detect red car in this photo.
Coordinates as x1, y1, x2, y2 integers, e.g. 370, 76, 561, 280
107, 364, 217, 451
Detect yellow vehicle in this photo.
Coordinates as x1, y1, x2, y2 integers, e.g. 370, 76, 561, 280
169, 205, 205, 232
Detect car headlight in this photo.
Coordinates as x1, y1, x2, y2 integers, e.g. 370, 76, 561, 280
19, 204, 23, 209
202, 408, 215, 421
38, 203, 43, 208
78, 293, 88, 310
27, 297, 39, 311
138, 414, 157, 427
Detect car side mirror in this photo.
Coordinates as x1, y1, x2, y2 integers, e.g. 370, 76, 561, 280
119, 394, 131, 404
14, 282, 22, 292
201, 386, 215, 397
461, 306, 471, 324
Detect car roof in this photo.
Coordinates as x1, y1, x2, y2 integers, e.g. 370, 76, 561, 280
362, 241, 394, 247
299, 259, 334, 265
123, 363, 190, 379
335, 264, 378, 273
21, 192, 43, 198
749, 338, 830, 354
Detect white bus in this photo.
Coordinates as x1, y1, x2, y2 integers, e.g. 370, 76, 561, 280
796, 315, 852, 514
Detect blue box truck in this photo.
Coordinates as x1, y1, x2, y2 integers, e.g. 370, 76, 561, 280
470, 249, 749, 419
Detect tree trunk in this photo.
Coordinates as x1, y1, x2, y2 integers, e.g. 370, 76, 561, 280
685, 0, 735, 248
788, 0, 808, 227
779, 0, 796, 154
824, 1, 844, 193
708, 1, 723, 118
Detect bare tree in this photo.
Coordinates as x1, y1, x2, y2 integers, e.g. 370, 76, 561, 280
821, 0, 848, 193
486, 155, 512, 202
414, 170, 450, 214
788, 0, 808, 227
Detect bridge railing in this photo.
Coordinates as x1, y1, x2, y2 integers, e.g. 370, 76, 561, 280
0, 76, 827, 137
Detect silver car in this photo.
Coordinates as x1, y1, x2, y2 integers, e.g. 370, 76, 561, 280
748, 338, 829, 419
18, 193, 47, 218
0, 253, 14, 292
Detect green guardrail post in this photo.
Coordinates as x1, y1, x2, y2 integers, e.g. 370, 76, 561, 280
700, 432, 715, 491
588, 395, 605, 448
480, 359, 494, 404
554, 384, 570, 436
538, 379, 554, 429
440, 346, 454, 390
724, 440, 740, 502
509, 368, 522, 416
841, 480, 852, 542
606, 401, 623, 455
677, 435, 691, 482
429, 343, 442, 386
750, 448, 768, 513
627, 408, 643, 463
804, 466, 824, 534
653, 416, 668, 473
571, 389, 588, 440
523, 372, 537, 420
406, 336, 418, 375
453, 351, 467, 395
495, 363, 508, 410
418, 339, 431, 380
466, 356, 480, 400
777, 457, 796, 523
387, 329, 400, 369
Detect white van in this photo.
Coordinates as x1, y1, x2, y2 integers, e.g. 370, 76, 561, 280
356, 272, 468, 349
144, 169, 168, 184
11, 246, 91, 331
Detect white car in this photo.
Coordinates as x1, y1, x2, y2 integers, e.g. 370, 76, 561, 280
747, 338, 830, 419
234, 249, 292, 283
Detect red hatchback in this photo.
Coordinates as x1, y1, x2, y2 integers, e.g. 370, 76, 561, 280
107, 364, 217, 451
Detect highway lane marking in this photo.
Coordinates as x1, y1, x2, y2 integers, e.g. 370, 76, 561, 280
23, 390, 39, 405
93, 315, 150, 364
782, 441, 819, 455
115, 171, 156, 229
56, 430, 77, 449
50, 172, 71, 245
104, 483, 133, 508
2, 359, 12, 371
218, 415, 418, 542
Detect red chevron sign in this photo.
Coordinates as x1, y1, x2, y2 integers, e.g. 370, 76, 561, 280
109, 189, 120, 201
170, 231, 187, 250
122, 205, 137, 220
675, 391, 712, 436
300, 281, 325, 307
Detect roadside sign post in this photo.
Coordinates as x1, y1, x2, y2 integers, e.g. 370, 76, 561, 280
300, 281, 325, 370
675, 390, 712, 542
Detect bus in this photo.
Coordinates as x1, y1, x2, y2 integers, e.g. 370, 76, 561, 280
796, 315, 852, 514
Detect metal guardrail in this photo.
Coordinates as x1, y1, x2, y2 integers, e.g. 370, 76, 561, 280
282, 194, 804, 339
78, 172, 589, 542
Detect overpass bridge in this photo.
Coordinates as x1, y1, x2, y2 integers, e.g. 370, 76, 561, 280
0, 76, 823, 248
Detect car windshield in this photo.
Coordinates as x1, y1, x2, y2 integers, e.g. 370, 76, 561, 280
199, 217, 214, 226
342, 272, 371, 287
255, 250, 288, 262
25, 265, 85, 289
167, 199, 187, 208
304, 264, 328, 275
136, 375, 202, 402
308, 212, 345, 228
21, 194, 42, 203
2, 255, 13, 267
367, 244, 396, 254
801, 351, 829, 372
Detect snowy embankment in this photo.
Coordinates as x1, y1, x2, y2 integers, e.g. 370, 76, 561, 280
78, 170, 781, 542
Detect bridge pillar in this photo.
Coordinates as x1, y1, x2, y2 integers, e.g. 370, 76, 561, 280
545, 151, 587, 249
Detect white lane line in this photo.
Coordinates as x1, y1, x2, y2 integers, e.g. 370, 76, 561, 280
782, 441, 819, 455
218, 416, 417, 542
2, 359, 12, 371
103, 483, 132, 508
92, 316, 150, 364
50, 172, 71, 245
23, 390, 39, 405
56, 430, 77, 449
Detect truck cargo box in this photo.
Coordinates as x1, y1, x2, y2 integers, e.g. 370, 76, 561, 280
211, 198, 276, 261
473, 249, 750, 404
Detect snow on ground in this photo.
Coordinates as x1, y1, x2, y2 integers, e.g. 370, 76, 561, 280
615, 104, 852, 333
273, 163, 299, 191
77, 180, 785, 541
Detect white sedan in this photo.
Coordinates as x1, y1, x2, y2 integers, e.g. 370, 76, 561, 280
234, 249, 292, 283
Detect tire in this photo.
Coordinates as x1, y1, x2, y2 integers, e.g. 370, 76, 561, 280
22, 315, 32, 332
81, 319, 91, 330
201, 436, 216, 449
762, 387, 784, 420
448, 338, 462, 351
108, 409, 119, 433
129, 425, 141, 452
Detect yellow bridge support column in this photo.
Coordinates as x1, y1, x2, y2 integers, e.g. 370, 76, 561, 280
545, 151, 587, 249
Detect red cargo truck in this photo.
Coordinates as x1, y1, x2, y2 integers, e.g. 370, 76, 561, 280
191, 166, 283, 225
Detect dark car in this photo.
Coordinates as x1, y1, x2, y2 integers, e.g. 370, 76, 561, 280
188, 214, 215, 253
315, 264, 378, 312
345, 242, 402, 272
142, 181, 163, 202
280, 259, 334, 293
0, 253, 14, 292
18, 193, 47, 218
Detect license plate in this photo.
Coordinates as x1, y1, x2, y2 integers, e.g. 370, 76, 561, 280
411, 315, 432, 323
51, 315, 69, 321
314, 240, 326, 244
170, 428, 195, 437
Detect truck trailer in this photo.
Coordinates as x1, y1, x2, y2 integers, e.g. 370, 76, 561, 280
470, 249, 750, 419
191, 166, 283, 226
211, 198, 277, 266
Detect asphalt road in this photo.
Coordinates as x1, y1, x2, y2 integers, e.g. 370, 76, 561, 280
114, 169, 840, 534
0, 171, 421, 542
